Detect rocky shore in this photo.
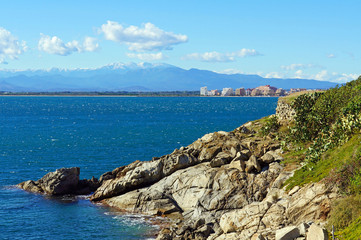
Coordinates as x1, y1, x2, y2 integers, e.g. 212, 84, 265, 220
18, 101, 336, 240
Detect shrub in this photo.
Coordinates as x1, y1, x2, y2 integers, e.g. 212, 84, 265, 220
327, 194, 361, 231
260, 115, 280, 136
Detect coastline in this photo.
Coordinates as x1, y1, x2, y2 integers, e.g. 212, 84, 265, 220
14, 96, 334, 240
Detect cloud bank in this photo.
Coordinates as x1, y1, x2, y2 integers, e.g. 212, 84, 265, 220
38, 35, 99, 56
182, 49, 261, 62
100, 21, 188, 52
0, 27, 27, 64
280, 63, 321, 71
126, 52, 167, 61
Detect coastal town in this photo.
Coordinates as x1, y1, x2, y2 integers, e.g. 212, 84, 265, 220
200, 85, 309, 96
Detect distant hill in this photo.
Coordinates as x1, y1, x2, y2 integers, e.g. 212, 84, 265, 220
0, 63, 337, 92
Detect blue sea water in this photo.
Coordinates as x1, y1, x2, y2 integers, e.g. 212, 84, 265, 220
0, 96, 278, 239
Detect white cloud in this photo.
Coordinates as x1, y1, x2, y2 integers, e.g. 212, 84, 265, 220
327, 53, 336, 58
218, 69, 245, 74
182, 49, 261, 62
263, 72, 285, 79
38, 34, 99, 56
126, 52, 167, 61
313, 70, 359, 82
280, 63, 321, 71
83, 37, 99, 52
261, 69, 359, 83
100, 21, 188, 52
0, 27, 27, 64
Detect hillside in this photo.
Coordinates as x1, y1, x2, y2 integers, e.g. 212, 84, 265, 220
274, 76, 361, 239
0, 63, 337, 92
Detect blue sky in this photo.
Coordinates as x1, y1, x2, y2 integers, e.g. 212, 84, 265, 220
0, 0, 360, 82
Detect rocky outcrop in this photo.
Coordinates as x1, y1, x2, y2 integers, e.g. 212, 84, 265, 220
17, 119, 337, 240
91, 128, 274, 202
18, 167, 99, 195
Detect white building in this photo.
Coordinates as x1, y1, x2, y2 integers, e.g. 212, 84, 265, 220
222, 88, 234, 96
200, 86, 208, 96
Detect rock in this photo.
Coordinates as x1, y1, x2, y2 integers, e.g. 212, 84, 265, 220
91, 159, 164, 201
240, 149, 252, 159
199, 146, 222, 162
239, 126, 252, 134
298, 222, 309, 236
219, 201, 272, 234
18, 167, 82, 195
251, 233, 266, 240
246, 155, 261, 173
77, 177, 100, 194
228, 159, 246, 172
261, 203, 286, 229
210, 152, 232, 168
306, 224, 328, 240
260, 152, 275, 164
18, 180, 43, 194
210, 158, 228, 168
275, 226, 300, 240
286, 183, 336, 225
163, 153, 197, 175
288, 186, 301, 196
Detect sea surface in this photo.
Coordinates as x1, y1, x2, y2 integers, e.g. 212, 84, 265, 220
0, 96, 278, 239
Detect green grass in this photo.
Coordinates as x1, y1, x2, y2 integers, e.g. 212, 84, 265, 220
279, 90, 321, 105
284, 134, 361, 190
335, 215, 361, 240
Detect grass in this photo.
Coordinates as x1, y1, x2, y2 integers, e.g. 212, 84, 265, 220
279, 90, 322, 105
334, 211, 361, 240
327, 195, 361, 233
284, 134, 361, 190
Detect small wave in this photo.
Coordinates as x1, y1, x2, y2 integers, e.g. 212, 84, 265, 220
1, 185, 20, 191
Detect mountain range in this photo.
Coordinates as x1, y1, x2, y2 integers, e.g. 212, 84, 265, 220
0, 63, 337, 92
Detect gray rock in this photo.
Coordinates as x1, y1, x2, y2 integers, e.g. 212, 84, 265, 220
210, 158, 228, 168
298, 222, 309, 236
260, 152, 275, 164
246, 155, 261, 173
18, 167, 81, 195
306, 224, 328, 240
275, 226, 300, 240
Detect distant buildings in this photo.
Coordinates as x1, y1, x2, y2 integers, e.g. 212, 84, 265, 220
275, 88, 285, 96
235, 88, 246, 96
200, 85, 288, 97
289, 88, 307, 94
221, 88, 234, 96
209, 89, 220, 96
200, 86, 208, 96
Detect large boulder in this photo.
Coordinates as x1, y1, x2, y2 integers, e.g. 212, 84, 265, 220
306, 224, 328, 240
17, 167, 94, 195
286, 183, 337, 225
275, 226, 300, 240
91, 159, 164, 201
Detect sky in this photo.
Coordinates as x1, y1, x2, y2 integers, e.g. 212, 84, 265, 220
0, 0, 360, 83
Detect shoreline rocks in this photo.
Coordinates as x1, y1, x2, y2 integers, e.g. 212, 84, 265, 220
17, 120, 335, 240
18, 167, 99, 195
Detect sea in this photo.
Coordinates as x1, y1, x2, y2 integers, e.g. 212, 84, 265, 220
0, 96, 278, 239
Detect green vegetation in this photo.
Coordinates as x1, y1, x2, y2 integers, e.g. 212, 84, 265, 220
285, 134, 361, 190
335, 215, 361, 240
259, 115, 280, 136
272, 76, 361, 235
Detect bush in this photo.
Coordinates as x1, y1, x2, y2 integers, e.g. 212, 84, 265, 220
327, 195, 361, 230
289, 76, 361, 164
260, 115, 280, 136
